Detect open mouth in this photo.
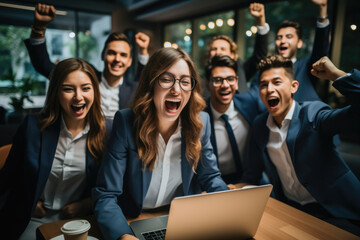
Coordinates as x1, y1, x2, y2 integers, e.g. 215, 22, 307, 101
111, 64, 124, 70
165, 99, 181, 111
219, 91, 231, 96
268, 97, 279, 108
71, 104, 86, 112
279, 46, 288, 52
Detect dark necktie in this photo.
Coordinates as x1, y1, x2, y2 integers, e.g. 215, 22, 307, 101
221, 114, 242, 176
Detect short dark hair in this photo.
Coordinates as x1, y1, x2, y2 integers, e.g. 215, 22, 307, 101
101, 32, 132, 59
257, 54, 294, 80
205, 55, 238, 81
276, 20, 303, 40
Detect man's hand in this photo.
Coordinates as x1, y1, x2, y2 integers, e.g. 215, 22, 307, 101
60, 198, 92, 219
34, 3, 56, 29
119, 234, 139, 240
311, 56, 346, 81
32, 201, 47, 218
312, 0, 327, 7
249, 3, 265, 27
135, 32, 150, 56
312, 0, 328, 24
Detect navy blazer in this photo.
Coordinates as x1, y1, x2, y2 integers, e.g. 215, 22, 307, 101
242, 69, 360, 221
293, 23, 330, 102
93, 109, 228, 240
24, 39, 142, 110
237, 31, 268, 92
205, 89, 266, 183
0, 114, 102, 239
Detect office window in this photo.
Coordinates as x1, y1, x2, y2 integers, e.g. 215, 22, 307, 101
0, 4, 110, 123
339, 0, 360, 72
164, 20, 192, 54
247, 0, 319, 60
195, 11, 235, 78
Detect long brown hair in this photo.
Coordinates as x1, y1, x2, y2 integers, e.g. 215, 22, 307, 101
39, 58, 106, 162
132, 48, 206, 171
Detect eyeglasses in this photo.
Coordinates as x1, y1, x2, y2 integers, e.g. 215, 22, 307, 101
157, 72, 196, 91
210, 76, 238, 87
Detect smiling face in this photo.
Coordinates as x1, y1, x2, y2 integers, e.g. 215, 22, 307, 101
103, 40, 132, 84
259, 67, 299, 127
275, 27, 303, 59
207, 66, 238, 113
209, 39, 235, 59
59, 70, 94, 127
153, 59, 192, 124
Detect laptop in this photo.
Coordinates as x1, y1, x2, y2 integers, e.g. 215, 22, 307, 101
130, 184, 272, 240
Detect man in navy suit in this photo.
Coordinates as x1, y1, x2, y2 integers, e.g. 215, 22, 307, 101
251, 0, 330, 102
24, 3, 150, 119
242, 55, 360, 235
204, 55, 265, 185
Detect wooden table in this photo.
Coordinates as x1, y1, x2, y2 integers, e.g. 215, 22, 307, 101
38, 197, 359, 240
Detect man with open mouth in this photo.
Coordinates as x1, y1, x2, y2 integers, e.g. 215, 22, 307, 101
251, 0, 330, 102
241, 54, 360, 236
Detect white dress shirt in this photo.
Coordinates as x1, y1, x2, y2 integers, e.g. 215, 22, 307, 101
99, 75, 122, 119
143, 122, 183, 209
266, 100, 316, 205
211, 101, 250, 175
42, 117, 89, 210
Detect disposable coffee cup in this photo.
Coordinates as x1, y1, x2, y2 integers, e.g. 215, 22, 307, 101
61, 220, 91, 240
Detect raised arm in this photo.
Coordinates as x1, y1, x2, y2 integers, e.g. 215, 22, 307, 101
135, 32, 150, 57
311, 56, 346, 81
312, 0, 328, 24
244, 3, 268, 81
24, 3, 57, 78
31, 3, 56, 40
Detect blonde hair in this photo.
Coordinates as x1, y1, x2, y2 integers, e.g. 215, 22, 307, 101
207, 35, 238, 61
132, 48, 206, 171
39, 58, 106, 162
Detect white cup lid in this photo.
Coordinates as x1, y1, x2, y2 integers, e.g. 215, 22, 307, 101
61, 220, 91, 235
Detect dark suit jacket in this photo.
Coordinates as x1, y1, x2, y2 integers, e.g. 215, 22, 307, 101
242, 69, 360, 221
204, 89, 266, 183
92, 109, 228, 240
24, 39, 142, 109
237, 31, 268, 93
293, 23, 330, 101
0, 114, 101, 239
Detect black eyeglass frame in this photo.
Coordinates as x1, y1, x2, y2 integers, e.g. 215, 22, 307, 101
210, 76, 238, 87
157, 72, 197, 92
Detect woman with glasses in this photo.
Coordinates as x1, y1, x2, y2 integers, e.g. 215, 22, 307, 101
93, 47, 228, 240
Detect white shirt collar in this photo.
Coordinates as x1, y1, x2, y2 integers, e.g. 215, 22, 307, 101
210, 100, 236, 120
60, 115, 90, 139
266, 100, 296, 131
101, 74, 123, 88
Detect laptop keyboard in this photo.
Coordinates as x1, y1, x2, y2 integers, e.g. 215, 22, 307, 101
142, 228, 166, 240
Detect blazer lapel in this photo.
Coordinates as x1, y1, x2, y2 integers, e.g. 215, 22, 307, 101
180, 135, 193, 195
35, 118, 61, 200
142, 165, 153, 202
205, 99, 218, 159
286, 102, 301, 162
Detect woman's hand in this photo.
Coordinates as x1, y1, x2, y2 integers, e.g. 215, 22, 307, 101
119, 234, 139, 240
